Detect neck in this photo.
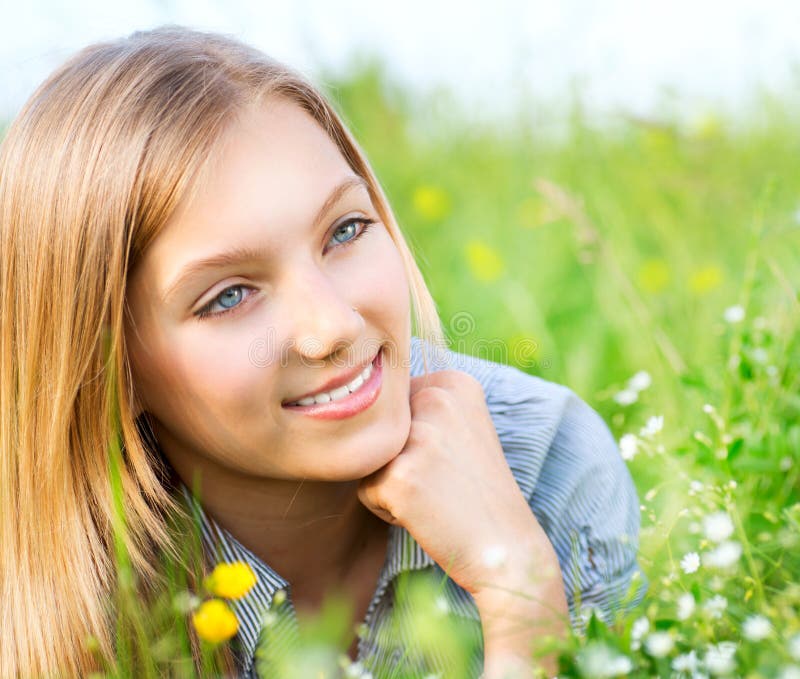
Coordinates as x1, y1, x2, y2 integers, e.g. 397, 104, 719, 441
160, 438, 387, 593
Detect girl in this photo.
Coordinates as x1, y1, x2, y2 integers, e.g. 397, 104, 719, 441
0, 25, 647, 679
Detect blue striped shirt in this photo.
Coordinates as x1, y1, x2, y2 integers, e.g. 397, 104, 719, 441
176, 335, 648, 678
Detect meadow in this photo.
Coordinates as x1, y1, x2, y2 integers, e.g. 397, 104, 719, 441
304, 57, 800, 679
15, 55, 799, 678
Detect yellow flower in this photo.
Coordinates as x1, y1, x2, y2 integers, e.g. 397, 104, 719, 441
637, 258, 671, 294
689, 265, 723, 294
191, 599, 239, 644
412, 185, 451, 222
464, 240, 504, 282
204, 561, 257, 599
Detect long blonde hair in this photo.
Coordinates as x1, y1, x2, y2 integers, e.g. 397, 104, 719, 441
0, 24, 446, 677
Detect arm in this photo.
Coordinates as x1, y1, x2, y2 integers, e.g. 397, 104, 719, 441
474, 528, 569, 678
475, 361, 649, 674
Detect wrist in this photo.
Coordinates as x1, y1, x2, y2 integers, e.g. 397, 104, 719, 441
473, 534, 569, 677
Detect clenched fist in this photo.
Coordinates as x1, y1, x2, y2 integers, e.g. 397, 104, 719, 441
357, 369, 553, 600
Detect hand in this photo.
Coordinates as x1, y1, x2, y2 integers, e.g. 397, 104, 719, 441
356, 369, 552, 599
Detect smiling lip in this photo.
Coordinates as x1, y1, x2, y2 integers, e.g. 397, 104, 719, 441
281, 347, 383, 420
282, 348, 380, 404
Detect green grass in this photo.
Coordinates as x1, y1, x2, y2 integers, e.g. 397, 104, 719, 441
23, 55, 800, 677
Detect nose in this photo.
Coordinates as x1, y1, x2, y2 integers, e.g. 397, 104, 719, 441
279, 264, 364, 366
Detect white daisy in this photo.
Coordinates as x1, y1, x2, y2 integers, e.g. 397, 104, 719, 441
723, 305, 745, 324
631, 616, 649, 640
672, 650, 700, 673
628, 370, 652, 392
676, 593, 696, 621
703, 511, 735, 543
703, 540, 742, 569
614, 388, 639, 406
640, 415, 664, 438
704, 641, 737, 675
703, 595, 727, 618
619, 433, 639, 461
680, 552, 700, 574
742, 614, 772, 641
576, 641, 634, 677
644, 632, 674, 658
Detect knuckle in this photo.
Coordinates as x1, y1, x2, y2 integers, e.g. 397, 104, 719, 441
408, 419, 441, 446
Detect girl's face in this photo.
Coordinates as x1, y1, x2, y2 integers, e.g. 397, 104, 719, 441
124, 98, 412, 483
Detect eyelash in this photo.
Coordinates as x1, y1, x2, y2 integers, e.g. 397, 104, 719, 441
194, 218, 378, 321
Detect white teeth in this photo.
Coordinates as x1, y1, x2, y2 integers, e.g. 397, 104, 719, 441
290, 357, 375, 406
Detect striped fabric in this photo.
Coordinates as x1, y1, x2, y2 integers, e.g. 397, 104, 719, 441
176, 335, 649, 678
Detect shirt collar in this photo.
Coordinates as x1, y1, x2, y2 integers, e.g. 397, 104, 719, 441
176, 481, 435, 676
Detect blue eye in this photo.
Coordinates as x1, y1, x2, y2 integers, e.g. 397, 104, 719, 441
194, 217, 377, 321
328, 217, 377, 249
195, 284, 255, 320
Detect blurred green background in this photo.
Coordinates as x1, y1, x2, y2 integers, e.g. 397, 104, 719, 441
318, 58, 800, 648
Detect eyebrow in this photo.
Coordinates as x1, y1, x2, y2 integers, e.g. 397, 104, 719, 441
161, 175, 371, 305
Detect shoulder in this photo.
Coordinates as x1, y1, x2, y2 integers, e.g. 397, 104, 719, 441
409, 335, 610, 499
409, 336, 648, 623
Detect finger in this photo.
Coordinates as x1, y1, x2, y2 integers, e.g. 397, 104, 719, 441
410, 369, 483, 395
357, 475, 400, 525
409, 373, 436, 397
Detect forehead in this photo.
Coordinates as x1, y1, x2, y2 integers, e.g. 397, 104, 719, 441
131, 97, 359, 288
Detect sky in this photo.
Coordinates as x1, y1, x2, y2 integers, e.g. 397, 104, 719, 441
2, 0, 800, 125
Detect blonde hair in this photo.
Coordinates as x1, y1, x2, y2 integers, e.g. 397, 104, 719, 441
0, 24, 446, 677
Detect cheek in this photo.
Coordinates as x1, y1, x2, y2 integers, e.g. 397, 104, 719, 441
349, 229, 410, 322
131, 319, 273, 431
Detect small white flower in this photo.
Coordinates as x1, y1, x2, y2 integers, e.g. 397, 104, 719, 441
631, 616, 650, 641
576, 641, 634, 677
628, 370, 652, 392
614, 388, 639, 406
640, 415, 664, 438
723, 305, 745, 324
702, 403, 715, 414
752, 347, 768, 364
789, 633, 800, 661
578, 605, 607, 627
434, 594, 450, 616
680, 552, 700, 574
481, 544, 507, 569
742, 614, 772, 641
343, 661, 374, 679
644, 631, 674, 658
676, 593, 696, 621
703, 511, 735, 543
703, 594, 728, 618
778, 665, 800, 679
672, 650, 700, 673
704, 641, 737, 675
619, 434, 639, 461
703, 540, 742, 569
